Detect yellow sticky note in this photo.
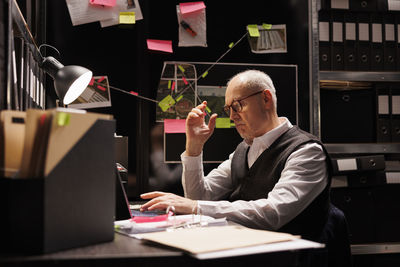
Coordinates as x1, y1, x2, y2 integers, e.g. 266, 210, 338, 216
247, 24, 260, 37
57, 112, 70, 126
228, 42, 234, 48
119, 12, 135, 24
206, 106, 211, 113
262, 23, 272, 30
201, 71, 208, 78
158, 95, 176, 112
216, 118, 231, 128
168, 80, 172, 89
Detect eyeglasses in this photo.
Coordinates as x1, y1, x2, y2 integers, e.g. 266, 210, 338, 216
223, 90, 264, 116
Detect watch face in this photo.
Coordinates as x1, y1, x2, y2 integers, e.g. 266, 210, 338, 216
175, 98, 193, 118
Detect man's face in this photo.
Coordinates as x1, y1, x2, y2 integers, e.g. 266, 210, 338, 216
225, 78, 269, 142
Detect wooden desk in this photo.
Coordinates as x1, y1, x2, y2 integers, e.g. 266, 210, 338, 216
0, 233, 322, 267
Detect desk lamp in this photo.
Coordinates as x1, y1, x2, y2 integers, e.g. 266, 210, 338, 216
40, 56, 93, 105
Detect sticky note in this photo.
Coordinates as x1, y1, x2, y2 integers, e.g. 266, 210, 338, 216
97, 85, 106, 91
182, 76, 188, 85
178, 65, 185, 73
130, 91, 138, 96
164, 119, 186, 133
89, 77, 94, 86
205, 106, 211, 113
147, 39, 173, 53
57, 112, 70, 126
262, 23, 272, 30
171, 81, 176, 91
247, 24, 260, 37
158, 95, 176, 112
229, 42, 234, 48
168, 80, 172, 89
215, 118, 231, 128
201, 71, 208, 78
119, 12, 135, 24
179, 1, 206, 14
90, 0, 116, 7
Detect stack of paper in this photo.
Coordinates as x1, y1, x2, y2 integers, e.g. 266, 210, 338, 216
115, 214, 227, 235
135, 225, 303, 258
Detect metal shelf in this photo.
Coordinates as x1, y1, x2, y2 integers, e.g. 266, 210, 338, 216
351, 243, 400, 255
324, 143, 400, 155
320, 71, 400, 82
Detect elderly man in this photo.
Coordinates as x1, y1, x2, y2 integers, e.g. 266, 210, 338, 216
141, 69, 331, 240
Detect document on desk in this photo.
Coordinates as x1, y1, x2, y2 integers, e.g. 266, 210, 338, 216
115, 214, 227, 235
134, 225, 321, 259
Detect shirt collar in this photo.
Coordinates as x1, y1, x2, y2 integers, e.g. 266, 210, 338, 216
249, 117, 293, 150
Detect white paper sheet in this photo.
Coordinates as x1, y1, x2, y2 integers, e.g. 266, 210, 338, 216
66, 0, 114, 26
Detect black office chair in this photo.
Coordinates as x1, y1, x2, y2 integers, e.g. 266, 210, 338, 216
302, 203, 352, 267
321, 204, 352, 267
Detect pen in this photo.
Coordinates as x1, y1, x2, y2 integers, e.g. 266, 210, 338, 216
180, 20, 197, 37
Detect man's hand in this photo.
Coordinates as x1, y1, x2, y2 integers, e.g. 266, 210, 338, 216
185, 101, 218, 156
140, 191, 197, 214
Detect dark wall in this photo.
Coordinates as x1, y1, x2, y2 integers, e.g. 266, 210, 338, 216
46, 0, 311, 197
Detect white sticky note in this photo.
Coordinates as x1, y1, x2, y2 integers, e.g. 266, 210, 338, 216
337, 158, 357, 171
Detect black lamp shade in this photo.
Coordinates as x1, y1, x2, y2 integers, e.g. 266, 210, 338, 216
41, 56, 93, 105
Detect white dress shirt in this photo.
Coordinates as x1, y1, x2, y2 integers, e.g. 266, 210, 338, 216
181, 118, 328, 230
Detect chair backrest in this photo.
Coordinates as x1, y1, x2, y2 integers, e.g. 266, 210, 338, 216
322, 204, 352, 267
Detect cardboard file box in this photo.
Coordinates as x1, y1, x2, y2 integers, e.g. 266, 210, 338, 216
0, 119, 116, 254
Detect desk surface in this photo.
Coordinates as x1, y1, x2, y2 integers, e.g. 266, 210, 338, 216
0, 233, 320, 267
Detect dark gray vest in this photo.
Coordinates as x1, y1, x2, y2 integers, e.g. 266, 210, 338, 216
229, 126, 332, 239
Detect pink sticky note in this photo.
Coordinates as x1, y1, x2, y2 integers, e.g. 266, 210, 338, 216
182, 76, 188, 85
147, 39, 173, 53
179, 1, 206, 14
171, 81, 176, 91
130, 91, 138, 96
90, 0, 116, 7
164, 119, 186, 133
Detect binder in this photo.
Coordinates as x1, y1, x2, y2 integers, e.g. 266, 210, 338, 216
396, 14, 400, 71
319, 10, 331, 70
0, 110, 25, 177
383, 14, 397, 70
357, 13, 371, 71
350, 0, 377, 11
331, 154, 385, 175
376, 84, 391, 142
344, 12, 358, 70
370, 13, 384, 71
331, 10, 345, 70
391, 84, 400, 142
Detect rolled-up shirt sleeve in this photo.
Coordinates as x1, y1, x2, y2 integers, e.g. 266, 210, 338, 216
182, 142, 328, 231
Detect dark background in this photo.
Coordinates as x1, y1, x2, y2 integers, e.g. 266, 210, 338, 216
44, 0, 311, 199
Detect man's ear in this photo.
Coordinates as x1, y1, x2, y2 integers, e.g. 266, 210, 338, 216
263, 90, 273, 107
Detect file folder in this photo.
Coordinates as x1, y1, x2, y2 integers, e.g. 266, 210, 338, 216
319, 10, 331, 70
0, 110, 25, 177
391, 84, 400, 142
371, 13, 384, 71
376, 84, 391, 142
383, 14, 396, 70
357, 13, 371, 71
331, 11, 345, 70
344, 12, 358, 70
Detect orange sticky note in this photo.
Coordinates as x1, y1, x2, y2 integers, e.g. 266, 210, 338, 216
146, 39, 173, 53
90, 0, 116, 7
179, 1, 206, 14
164, 119, 186, 133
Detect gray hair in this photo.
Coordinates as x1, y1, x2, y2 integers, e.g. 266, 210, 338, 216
227, 70, 277, 109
